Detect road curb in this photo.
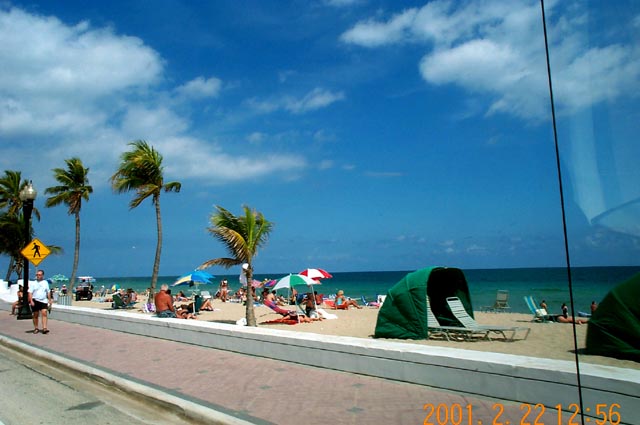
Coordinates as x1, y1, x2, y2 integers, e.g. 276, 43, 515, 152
0, 335, 255, 425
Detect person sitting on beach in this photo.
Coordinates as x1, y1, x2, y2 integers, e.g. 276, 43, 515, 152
557, 302, 587, 324
540, 299, 548, 312
11, 285, 23, 315
275, 292, 287, 306
301, 292, 323, 320
122, 288, 138, 306
236, 287, 246, 303
155, 284, 178, 318
199, 298, 214, 311
334, 290, 362, 310
262, 288, 275, 303
175, 290, 189, 302
175, 305, 197, 319
263, 292, 314, 322
289, 287, 298, 305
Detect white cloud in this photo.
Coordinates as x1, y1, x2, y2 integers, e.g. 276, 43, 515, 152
341, 0, 640, 120
340, 8, 418, 47
285, 88, 345, 113
175, 76, 222, 99
246, 132, 266, 144
0, 6, 308, 188
159, 136, 306, 181
248, 88, 345, 115
325, 0, 362, 7
121, 106, 190, 139
0, 8, 162, 99
364, 171, 403, 177
318, 160, 333, 170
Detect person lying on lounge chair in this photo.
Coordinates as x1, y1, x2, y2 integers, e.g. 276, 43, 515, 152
334, 290, 362, 309
263, 298, 314, 322
556, 303, 587, 324
175, 306, 197, 319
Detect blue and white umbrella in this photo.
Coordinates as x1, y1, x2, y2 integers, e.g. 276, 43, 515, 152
172, 270, 215, 287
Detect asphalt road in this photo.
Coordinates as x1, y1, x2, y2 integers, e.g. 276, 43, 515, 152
0, 344, 201, 425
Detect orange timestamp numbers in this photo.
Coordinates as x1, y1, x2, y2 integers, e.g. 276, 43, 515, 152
422, 402, 622, 425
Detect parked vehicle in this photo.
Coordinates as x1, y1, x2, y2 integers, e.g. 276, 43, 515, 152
75, 276, 95, 301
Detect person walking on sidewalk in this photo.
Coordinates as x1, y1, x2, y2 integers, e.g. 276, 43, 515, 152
29, 269, 52, 334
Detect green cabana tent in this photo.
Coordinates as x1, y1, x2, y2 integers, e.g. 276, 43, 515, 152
373, 266, 474, 340
585, 272, 640, 362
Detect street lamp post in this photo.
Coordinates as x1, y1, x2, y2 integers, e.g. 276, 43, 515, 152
17, 181, 37, 320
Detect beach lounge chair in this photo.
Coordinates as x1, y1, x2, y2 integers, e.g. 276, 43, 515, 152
446, 297, 530, 341
323, 299, 336, 308
482, 290, 511, 312
361, 295, 380, 308
523, 295, 554, 322
111, 293, 135, 309
426, 298, 483, 341
200, 290, 212, 300
264, 300, 306, 322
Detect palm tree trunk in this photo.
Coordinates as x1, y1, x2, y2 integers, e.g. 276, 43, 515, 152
13, 256, 22, 280
69, 212, 80, 291
5, 257, 14, 281
245, 267, 257, 326
151, 196, 162, 296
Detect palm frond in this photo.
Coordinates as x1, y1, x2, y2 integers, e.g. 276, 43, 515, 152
197, 257, 242, 270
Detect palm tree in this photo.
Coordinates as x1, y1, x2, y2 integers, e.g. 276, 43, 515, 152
110, 140, 181, 295
0, 212, 63, 279
198, 205, 274, 326
0, 170, 41, 280
0, 212, 26, 279
44, 158, 93, 292
0, 170, 24, 216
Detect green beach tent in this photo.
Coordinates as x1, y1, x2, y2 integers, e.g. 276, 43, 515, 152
585, 272, 640, 362
373, 266, 474, 340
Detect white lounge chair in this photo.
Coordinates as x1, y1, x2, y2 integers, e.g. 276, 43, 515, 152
426, 297, 485, 341
482, 290, 511, 312
447, 297, 531, 341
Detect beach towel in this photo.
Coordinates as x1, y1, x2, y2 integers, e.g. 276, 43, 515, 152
261, 318, 299, 325
316, 308, 338, 320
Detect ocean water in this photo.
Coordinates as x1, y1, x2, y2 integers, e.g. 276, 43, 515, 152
85, 266, 639, 315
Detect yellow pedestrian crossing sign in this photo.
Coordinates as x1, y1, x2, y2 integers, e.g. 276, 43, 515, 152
21, 238, 51, 266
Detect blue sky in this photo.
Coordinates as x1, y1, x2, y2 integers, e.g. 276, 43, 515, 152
1, 0, 639, 278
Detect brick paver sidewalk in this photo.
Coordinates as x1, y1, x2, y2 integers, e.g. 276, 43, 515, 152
0, 312, 558, 424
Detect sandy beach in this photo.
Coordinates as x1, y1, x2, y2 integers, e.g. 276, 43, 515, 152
74, 298, 639, 370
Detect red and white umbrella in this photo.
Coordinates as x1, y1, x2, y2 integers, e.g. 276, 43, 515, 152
299, 268, 333, 280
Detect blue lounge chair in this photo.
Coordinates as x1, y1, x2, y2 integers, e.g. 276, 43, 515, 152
523, 295, 554, 322
361, 295, 380, 307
